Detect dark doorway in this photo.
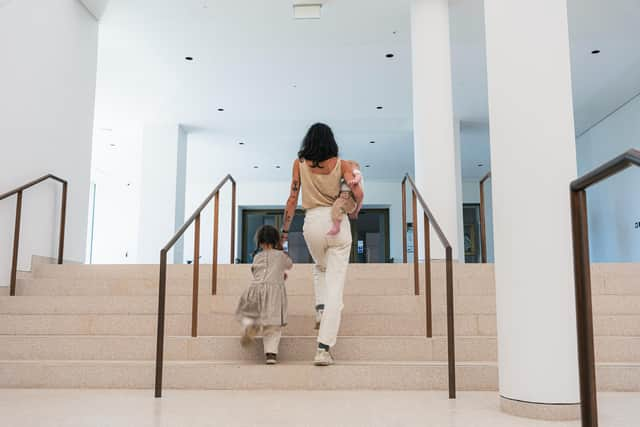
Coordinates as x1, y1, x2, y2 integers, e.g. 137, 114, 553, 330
240, 208, 391, 264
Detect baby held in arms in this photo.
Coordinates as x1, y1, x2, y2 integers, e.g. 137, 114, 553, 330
327, 161, 364, 236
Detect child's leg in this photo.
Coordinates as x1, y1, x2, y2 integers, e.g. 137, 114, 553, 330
262, 325, 282, 355
240, 317, 258, 347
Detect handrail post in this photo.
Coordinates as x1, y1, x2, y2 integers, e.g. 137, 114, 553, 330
479, 179, 487, 263
10, 191, 23, 296
192, 214, 201, 337
424, 213, 432, 338
230, 180, 236, 264
411, 190, 419, 296
445, 246, 456, 399
154, 250, 168, 398
211, 192, 220, 295
402, 180, 407, 263
57, 181, 67, 264
571, 189, 598, 427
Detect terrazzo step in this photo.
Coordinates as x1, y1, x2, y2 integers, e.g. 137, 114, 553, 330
1, 360, 637, 391
9, 277, 422, 297
0, 335, 497, 362
0, 295, 496, 315
0, 360, 498, 391
3, 312, 638, 336
0, 312, 470, 336
2, 335, 638, 363
31, 263, 413, 281
2, 295, 638, 316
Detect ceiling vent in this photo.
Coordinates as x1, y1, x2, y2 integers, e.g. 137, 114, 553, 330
293, 3, 322, 20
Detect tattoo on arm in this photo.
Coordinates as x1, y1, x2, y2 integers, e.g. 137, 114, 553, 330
283, 178, 300, 230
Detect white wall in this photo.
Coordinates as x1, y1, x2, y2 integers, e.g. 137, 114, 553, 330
88, 125, 142, 264
576, 94, 640, 262
0, 0, 98, 285
137, 124, 183, 263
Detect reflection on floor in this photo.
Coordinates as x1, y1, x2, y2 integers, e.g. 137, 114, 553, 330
0, 390, 638, 427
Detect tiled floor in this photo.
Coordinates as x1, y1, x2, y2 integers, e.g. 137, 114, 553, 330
0, 389, 637, 427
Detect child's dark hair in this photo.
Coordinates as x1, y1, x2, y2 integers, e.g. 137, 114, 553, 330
253, 225, 281, 256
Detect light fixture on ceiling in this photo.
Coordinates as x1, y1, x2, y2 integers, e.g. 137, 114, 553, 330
376, 106, 383, 110
293, 3, 322, 20
385, 53, 395, 59
108, 143, 117, 148
253, 165, 259, 169
591, 49, 601, 55
275, 165, 281, 169
477, 163, 484, 167
185, 56, 194, 61
369, 141, 376, 144
238, 141, 245, 145
365, 164, 371, 168
217, 108, 225, 112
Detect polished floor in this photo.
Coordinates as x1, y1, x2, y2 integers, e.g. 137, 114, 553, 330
0, 390, 637, 427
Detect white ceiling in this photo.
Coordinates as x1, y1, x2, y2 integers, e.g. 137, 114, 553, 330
94, 0, 640, 181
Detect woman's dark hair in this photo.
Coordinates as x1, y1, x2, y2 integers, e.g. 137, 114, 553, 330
253, 225, 281, 256
298, 123, 339, 168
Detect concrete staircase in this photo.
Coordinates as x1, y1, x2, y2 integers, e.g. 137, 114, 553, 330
0, 262, 638, 391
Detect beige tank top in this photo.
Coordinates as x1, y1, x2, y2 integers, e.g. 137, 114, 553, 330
299, 159, 342, 209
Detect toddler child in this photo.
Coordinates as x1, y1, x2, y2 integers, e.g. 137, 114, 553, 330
327, 160, 364, 236
236, 225, 292, 364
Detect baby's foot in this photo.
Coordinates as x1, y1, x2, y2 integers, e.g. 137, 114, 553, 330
327, 222, 341, 236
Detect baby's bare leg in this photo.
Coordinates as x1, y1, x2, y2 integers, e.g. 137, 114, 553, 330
328, 196, 349, 236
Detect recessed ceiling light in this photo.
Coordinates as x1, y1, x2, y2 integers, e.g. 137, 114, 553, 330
376, 106, 383, 110
185, 56, 194, 61
385, 53, 395, 59
369, 141, 376, 144
591, 49, 601, 55
217, 108, 225, 112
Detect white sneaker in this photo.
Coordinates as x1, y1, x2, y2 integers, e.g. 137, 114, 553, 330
314, 309, 323, 330
313, 348, 334, 366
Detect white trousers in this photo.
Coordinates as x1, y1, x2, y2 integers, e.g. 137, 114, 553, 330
262, 325, 282, 354
303, 207, 352, 347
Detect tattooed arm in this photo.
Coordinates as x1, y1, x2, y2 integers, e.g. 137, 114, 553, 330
282, 160, 301, 242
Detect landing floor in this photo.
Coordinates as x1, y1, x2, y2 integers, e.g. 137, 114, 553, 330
0, 389, 637, 426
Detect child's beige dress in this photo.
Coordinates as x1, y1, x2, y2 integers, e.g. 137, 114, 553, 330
235, 249, 291, 327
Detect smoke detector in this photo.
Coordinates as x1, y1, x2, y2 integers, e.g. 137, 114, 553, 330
293, 3, 322, 20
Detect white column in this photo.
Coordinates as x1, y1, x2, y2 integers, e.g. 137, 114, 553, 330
411, 0, 463, 260
484, 0, 580, 418
137, 124, 187, 264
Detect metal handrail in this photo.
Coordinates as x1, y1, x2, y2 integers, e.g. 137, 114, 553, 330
570, 148, 640, 427
401, 173, 456, 399
155, 174, 236, 398
0, 174, 67, 295
479, 172, 491, 263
